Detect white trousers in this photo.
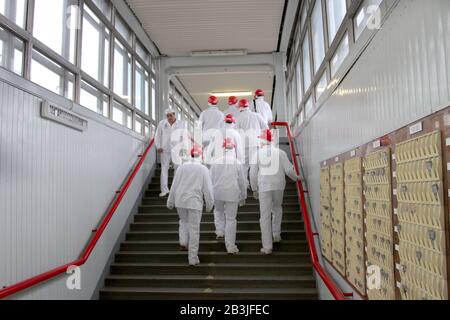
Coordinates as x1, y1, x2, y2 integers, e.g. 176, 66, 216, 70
243, 147, 257, 188
259, 190, 284, 250
177, 208, 203, 263
160, 151, 179, 194
214, 201, 239, 251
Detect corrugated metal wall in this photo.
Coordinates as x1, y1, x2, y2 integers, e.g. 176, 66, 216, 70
296, 0, 450, 299
0, 79, 156, 299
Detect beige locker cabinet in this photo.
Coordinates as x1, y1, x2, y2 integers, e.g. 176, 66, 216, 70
363, 149, 396, 300
330, 163, 346, 276
320, 166, 333, 261
344, 157, 366, 295
395, 131, 448, 300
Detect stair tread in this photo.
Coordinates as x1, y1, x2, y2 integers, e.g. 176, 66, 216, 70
112, 262, 313, 267
100, 287, 317, 294
122, 240, 307, 244
140, 203, 299, 207
136, 211, 301, 215
105, 274, 314, 281
117, 251, 309, 256
131, 220, 303, 225
127, 230, 305, 234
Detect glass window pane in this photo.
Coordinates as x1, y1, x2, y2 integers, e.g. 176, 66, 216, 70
135, 61, 149, 114
115, 14, 131, 45
136, 41, 150, 65
326, 0, 347, 44
80, 80, 109, 117
33, 0, 77, 63
112, 101, 132, 129
298, 108, 304, 126
151, 78, 156, 120
135, 114, 143, 134
0, 26, 24, 75
331, 33, 349, 76
31, 50, 75, 100
354, 0, 382, 40
305, 96, 314, 119
315, 72, 328, 100
0, 0, 26, 28
295, 58, 302, 102
81, 5, 109, 87
302, 34, 311, 92
113, 39, 132, 103
311, 0, 325, 73
92, 0, 111, 20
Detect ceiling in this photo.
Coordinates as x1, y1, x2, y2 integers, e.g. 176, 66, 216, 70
126, 0, 285, 110
178, 73, 274, 110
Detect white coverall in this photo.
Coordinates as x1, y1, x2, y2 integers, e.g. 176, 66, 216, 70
235, 109, 269, 179
155, 119, 188, 194
220, 122, 244, 163
167, 158, 215, 265
251, 97, 273, 127
224, 103, 240, 119
210, 151, 247, 253
250, 144, 299, 251
199, 106, 225, 164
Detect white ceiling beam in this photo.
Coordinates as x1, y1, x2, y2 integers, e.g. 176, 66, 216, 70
279, 0, 300, 52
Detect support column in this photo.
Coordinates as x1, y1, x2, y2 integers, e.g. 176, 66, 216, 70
157, 57, 171, 122
273, 52, 288, 123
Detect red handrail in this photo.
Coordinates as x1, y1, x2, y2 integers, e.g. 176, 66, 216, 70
272, 122, 346, 300
0, 138, 155, 299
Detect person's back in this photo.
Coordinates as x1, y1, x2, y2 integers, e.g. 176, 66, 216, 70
236, 108, 268, 133
252, 96, 273, 126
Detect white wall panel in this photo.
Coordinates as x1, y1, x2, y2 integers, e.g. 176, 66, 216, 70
296, 0, 450, 299
0, 79, 156, 299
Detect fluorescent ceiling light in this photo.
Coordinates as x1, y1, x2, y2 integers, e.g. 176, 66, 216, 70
210, 91, 252, 97
191, 49, 248, 57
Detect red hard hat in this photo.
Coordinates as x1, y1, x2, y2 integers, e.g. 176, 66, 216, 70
190, 145, 203, 158
223, 138, 236, 149
208, 95, 218, 105
228, 96, 238, 105
225, 114, 236, 124
259, 129, 273, 142
239, 99, 249, 108
255, 89, 265, 97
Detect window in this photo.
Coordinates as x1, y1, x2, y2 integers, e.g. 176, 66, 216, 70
331, 33, 349, 76
295, 58, 303, 102
298, 109, 305, 127
136, 41, 150, 65
115, 14, 132, 45
135, 61, 149, 114
81, 5, 110, 87
151, 78, 156, 120
305, 96, 314, 119
311, 0, 325, 73
92, 0, 111, 21
302, 34, 312, 92
354, 0, 382, 40
31, 50, 75, 100
113, 39, 132, 103
0, 26, 24, 75
135, 114, 144, 135
0, 0, 27, 28
315, 72, 328, 100
112, 100, 132, 129
33, 0, 77, 63
326, 0, 347, 44
80, 81, 109, 117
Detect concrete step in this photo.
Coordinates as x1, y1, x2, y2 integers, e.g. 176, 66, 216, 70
134, 211, 302, 222
120, 240, 309, 252
145, 188, 299, 197
99, 286, 318, 300
125, 230, 306, 241
138, 203, 300, 214
109, 262, 315, 276
104, 274, 316, 289
114, 251, 311, 264
148, 182, 298, 190
129, 221, 304, 232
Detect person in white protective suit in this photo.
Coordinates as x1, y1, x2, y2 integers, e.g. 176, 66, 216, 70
167, 145, 215, 266
224, 96, 240, 119
155, 108, 188, 197
198, 95, 225, 165
250, 129, 301, 255
250, 89, 273, 127
210, 138, 247, 254
235, 99, 269, 181
220, 114, 244, 163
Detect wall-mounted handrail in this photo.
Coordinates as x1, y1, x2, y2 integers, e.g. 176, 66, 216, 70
271, 122, 346, 300
0, 138, 155, 299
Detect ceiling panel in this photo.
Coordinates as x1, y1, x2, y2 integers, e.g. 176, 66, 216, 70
125, 0, 285, 57
178, 73, 274, 111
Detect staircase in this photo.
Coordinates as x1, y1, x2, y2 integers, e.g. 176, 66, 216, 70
99, 166, 318, 300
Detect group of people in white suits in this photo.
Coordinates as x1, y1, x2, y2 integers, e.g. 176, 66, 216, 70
155, 90, 300, 265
